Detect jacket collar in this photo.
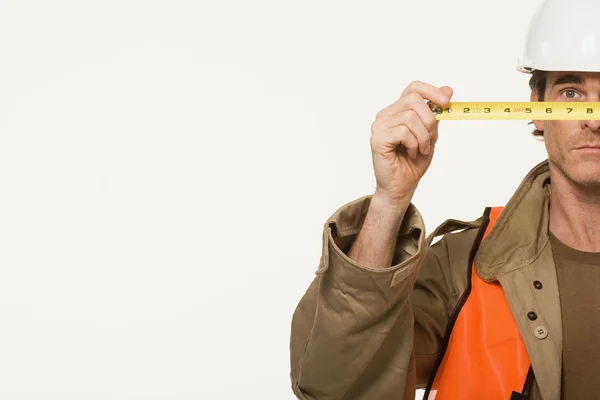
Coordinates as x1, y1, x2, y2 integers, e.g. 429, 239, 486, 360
475, 159, 551, 282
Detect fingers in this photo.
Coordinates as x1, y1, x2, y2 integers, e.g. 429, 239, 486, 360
371, 80, 453, 161
385, 111, 432, 156
405, 99, 439, 145
402, 81, 453, 106
377, 81, 453, 118
387, 125, 420, 159
371, 110, 432, 159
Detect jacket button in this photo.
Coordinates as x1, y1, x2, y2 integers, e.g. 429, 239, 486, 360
528, 311, 538, 321
534, 326, 548, 340
534, 280, 543, 289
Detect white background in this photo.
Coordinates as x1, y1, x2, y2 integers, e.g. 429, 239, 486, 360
0, 0, 549, 399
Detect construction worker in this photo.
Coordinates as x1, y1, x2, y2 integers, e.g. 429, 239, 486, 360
289, 0, 600, 399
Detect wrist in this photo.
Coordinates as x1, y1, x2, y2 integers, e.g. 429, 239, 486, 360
370, 191, 413, 220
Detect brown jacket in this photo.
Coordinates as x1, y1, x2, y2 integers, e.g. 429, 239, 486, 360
290, 159, 562, 400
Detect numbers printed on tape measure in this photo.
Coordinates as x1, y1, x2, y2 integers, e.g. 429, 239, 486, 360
427, 101, 600, 120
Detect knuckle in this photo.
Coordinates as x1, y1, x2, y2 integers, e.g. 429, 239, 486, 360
389, 125, 407, 141
407, 92, 422, 103
400, 110, 418, 126
428, 122, 437, 134
417, 106, 434, 129
424, 116, 435, 131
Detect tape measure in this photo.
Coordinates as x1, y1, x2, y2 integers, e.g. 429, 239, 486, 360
427, 101, 600, 120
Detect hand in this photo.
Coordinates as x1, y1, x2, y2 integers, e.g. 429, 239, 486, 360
369, 80, 453, 204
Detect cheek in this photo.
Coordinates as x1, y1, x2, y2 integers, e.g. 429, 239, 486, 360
543, 121, 580, 158
543, 122, 568, 155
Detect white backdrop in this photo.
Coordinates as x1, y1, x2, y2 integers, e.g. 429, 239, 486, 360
0, 0, 549, 399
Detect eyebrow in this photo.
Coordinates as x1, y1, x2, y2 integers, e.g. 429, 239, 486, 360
551, 74, 585, 87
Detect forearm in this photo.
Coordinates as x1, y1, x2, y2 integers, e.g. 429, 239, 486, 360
348, 193, 412, 269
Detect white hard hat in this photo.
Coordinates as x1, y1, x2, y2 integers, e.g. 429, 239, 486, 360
517, 0, 600, 74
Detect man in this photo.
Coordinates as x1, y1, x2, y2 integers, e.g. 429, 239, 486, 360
289, 0, 600, 399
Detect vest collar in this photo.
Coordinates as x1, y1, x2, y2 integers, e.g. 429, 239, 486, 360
475, 159, 551, 282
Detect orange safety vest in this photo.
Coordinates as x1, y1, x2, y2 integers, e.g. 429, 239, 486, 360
423, 207, 533, 400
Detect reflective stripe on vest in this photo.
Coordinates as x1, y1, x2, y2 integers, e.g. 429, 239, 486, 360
424, 207, 533, 400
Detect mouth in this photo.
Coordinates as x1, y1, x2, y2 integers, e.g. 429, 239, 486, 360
575, 145, 600, 152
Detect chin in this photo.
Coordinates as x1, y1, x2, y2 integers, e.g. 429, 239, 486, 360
560, 158, 600, 187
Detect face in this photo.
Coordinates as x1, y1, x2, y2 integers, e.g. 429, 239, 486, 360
532, 71, 600, 187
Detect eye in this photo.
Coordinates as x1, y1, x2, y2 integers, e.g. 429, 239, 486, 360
561, 89, 581, 99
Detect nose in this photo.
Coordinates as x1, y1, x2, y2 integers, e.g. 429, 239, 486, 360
584, 118, 600, 132
582, 95, 600, 132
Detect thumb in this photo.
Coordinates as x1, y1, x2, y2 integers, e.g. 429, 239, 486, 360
439, 86, 454, 104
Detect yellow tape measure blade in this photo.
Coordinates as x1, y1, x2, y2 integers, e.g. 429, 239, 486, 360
429, 102, 600, 120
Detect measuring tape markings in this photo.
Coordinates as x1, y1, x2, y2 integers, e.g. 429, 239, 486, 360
428, 101, 600, 120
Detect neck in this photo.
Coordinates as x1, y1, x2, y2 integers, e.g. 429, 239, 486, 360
549, 164, 600, 252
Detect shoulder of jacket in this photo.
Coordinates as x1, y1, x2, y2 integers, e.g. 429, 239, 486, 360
426, 216, 484, 248
422, 216, 485, 300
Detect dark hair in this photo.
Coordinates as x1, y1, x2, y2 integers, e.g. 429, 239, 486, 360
528, 70, 547, 137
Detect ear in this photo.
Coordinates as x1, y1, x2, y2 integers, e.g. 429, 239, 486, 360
530, 89, 544, 131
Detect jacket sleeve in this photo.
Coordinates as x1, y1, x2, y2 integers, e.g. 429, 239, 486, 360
290, 194, 459, 400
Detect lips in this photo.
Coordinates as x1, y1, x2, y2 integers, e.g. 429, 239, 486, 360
575, 146, 600, 154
